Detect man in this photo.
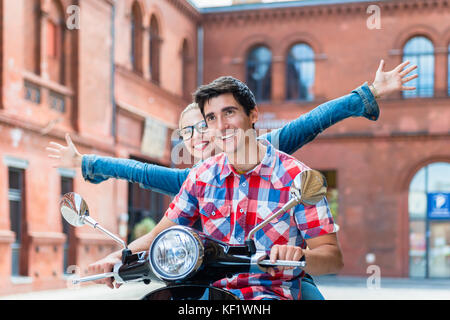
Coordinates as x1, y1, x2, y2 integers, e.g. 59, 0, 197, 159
167, 76, 342, 299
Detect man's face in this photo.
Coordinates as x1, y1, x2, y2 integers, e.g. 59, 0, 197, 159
203, 93, 258, 155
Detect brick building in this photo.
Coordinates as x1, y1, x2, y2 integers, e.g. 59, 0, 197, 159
0, 0, 449, 295
0, 0, 198, 294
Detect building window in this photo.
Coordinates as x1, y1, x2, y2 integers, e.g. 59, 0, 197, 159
24, 81, 41, 104
447, 44, 450, 96
8, 168, 24, 276
61, 176, 73, 273
127, 159, 166, 243
321, 170, 338, 222
24, 0, 41, 74
49, 90, 65, 112
46, 0, 65, 85
181, 39, 190, 100
246, 46, 272, 102
402, 36, 434, 98
408, 162, 450, 278
149, 15, 161, 84
286, 43, 315, 101
46, 20, 58, 58
130, 1, 143, 74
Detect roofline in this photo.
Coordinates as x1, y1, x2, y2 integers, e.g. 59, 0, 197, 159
196, 0, 385, 14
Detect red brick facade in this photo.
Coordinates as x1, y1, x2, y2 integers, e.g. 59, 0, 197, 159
0, 0, 198, 295
0, 0, 449, 295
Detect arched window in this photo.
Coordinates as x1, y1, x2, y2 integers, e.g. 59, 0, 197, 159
181, 39, 190, 100
403, 36, 434, 98
130, 1, 143, 74
46, 0, 65, 85
408, 162, 450, 278
246, 46, 271, 102
24, 0, 41, 75
286, 43, 315, 101
447, 43, 450, 96
149, 15, 161, 84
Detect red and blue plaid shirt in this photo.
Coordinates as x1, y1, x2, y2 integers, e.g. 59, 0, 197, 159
165, 142, 339, 300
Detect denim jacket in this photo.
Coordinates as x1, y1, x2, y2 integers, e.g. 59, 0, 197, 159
82, 82, 378, 196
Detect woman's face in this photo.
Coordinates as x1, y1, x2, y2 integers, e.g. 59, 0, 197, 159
180, 108, 214, 161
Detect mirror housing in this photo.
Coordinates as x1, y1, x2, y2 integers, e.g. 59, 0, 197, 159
60, 192, 91, 227
291, 169, 327, 206
59, 192, 128, 250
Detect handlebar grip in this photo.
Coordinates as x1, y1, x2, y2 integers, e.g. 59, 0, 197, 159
258, 259, 306, 269
118, 259, 152, 282
71, 272, 115, 285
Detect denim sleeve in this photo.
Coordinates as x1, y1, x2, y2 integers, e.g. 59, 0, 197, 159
261, 82, 379, 155
81, 155, 190, 197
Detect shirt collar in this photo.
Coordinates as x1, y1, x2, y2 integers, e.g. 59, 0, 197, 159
202, 140, 287, 189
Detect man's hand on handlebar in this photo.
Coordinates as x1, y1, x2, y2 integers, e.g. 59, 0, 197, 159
267, 244, 304, 277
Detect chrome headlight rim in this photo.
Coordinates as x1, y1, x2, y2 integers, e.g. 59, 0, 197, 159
149, 226, 204, 281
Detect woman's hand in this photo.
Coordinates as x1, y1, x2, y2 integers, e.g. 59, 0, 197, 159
46, 133, 83, 168
88, 251, 122, 289
371, 60, 418, 98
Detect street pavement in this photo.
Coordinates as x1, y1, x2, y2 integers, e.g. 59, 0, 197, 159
315, 275, 450, 300
1, 276, 449, 300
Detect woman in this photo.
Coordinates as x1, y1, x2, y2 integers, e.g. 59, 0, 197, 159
47, 60, 418, 298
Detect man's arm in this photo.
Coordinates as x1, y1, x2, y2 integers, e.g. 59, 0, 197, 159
268, 193, 342, 276
268, 233, 343, 276
302, 233, 343, 276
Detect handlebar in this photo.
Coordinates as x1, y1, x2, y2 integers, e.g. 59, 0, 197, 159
71, 251, 153, 285
71, 258, 306, 285
72, 272, 116, 285
70, 249, 306, 285
258, 259, 306, 268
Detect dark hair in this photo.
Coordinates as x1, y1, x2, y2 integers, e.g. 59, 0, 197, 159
193, 76, 256, 118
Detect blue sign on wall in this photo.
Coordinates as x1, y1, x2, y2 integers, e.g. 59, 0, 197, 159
427, 193, 450, 219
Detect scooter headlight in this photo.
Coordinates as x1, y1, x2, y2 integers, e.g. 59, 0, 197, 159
149, 226, 203, 281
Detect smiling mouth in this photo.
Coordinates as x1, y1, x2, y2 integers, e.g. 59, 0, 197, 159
194, 142, 209, 150
221, 132, 236, 140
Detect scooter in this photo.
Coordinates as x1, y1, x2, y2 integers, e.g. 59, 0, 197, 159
59, 169, 327, 300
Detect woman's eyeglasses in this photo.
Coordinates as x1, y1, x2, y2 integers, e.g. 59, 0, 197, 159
178, 120, 208, 141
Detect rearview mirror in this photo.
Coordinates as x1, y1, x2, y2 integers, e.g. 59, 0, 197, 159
59, 192, 127, 249
60, 192, 90, 227
291, 169, 327, 206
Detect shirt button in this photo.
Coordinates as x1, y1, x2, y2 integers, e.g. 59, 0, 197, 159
237, 237, 242, 242
242, 182, 247, 187
211, 212, 215, 216
240, 208, 244, 213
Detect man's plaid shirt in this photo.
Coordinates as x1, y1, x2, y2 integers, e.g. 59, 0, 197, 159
165, 142, 339, 300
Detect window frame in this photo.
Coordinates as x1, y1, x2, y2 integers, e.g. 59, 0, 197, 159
245, 45, 272, 103
285, 42, 316, 102
402, 36, 435, 99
